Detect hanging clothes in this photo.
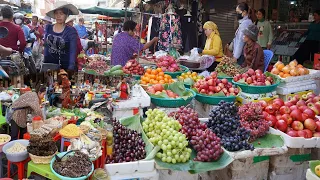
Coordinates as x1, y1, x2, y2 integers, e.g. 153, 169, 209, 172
158, 13, 183, 52
197, 0, 205, 48
147, 16, 161, 52
176, 8, 197, 52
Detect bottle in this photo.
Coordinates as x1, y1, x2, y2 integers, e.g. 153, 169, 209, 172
32, 116, 44, 130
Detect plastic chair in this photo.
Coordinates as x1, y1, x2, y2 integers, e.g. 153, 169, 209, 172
263, 50, 274, 72
27, 161, 60, 180
7, 158, 30, 179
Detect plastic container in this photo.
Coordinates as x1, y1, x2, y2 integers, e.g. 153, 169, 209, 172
3, 139, 29, 162
232, 80, 280, 94
218, 76, 233, 83
150, 89, 195, 108
50, 151, 94, 180
195, 93, 236, 105
104, 160, 155, 176
164, 65, 189, 78
32, 116, 44, 130
0, 134, 11, 153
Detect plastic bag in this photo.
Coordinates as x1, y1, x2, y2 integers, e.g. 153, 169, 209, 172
169, 47, 180, 59
154, 50, 167, 59
199, 70, 211, 78
199, 55, 215, 69
32, 40, 41, 56
46, 108, 61, 118
188, 48, 200, 62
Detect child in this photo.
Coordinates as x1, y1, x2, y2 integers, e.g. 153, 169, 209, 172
241, 24, 265, 71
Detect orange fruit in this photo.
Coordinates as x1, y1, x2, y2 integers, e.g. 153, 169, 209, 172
159, 80, 165, 84
149, 74, 156, 79
159, 72, 164, 76
151, 70, 158, 75
156, 68, 162, 72
297, 64, 303, 68
279, 72, 284, 77
283, 74, 291, 78
141, 80, 147, 85
277, 64, 285, 71
271, 68, 280, 75
153, 80, 159, 84
146, 68, 152, 74
282, 66, 290, 73
158, 76, 164, 80
164, 78, 169, 83
144, 77, 150, 83
164, 74, 171, 79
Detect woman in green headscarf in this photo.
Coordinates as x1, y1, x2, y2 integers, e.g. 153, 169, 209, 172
197, 21, 224, 72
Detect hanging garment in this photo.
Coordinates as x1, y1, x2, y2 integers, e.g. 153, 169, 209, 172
197, 0, 205, 48
158, 13, 183, 52
147, 16, 161, 52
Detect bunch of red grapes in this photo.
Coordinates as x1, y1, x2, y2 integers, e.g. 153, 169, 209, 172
105, 119, 146, 164
169, 106, 207, 139
190, 129, 224, 162
239, 102, 269, 142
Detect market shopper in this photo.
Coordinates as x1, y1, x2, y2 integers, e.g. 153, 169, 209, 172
59, 69, 71, 108
75, 18, 88, 39
41, 16, 53, 33
44, 1, 79, 71
28, 14, 44, 40
197, 21, 223, 72
255, 9, 273, 50
0, 6, 26, 53
111, 20, 159, 66
13, 13, 36, 42
10, 85, 46, 140
227, 2, 252, 65
241, 24, 264, 71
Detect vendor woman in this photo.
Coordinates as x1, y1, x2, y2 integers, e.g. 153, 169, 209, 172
111, 20, 159, 66
59, 69, 71, 108
10, 85, 46, 140
197, 21, 223, 72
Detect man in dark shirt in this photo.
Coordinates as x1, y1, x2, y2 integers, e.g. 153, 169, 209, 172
0, 6, 26, 53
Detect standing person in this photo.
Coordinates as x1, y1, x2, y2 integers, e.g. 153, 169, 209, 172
13, 13, 36, 42
66, 16, 84, 62
75, 18, 88, 39
0, 6, 26, 53
255, 9, 273, 49
10, 85, 46, 140
44, 1, 79, 71
197, 21, 223, 72
111, 20, 159, 66
28, 14, 44, 40
41, 16, 53, 34
241, 24, 264, 71
228, 2, 252, 65
58, 69, 71, 109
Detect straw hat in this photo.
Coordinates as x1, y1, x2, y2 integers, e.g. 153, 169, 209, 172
65, 16, 76, 23
58, 69, 68, 76
46, 1, 79, 19
42, 16, 53, 23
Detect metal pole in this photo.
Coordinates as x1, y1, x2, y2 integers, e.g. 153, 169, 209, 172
125, 0, 128, 21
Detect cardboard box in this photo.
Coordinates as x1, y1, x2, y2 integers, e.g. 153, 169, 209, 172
236, 95, 279, 105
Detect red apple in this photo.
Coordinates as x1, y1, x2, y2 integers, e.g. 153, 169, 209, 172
265, 105, 276, 115
276, 115, 282, 120
284, 101, 293, 107
247, 68, 255, 76
233, 76, 239, 82
308, 103, 320, 115
296, 100, 306, 107
207, 79, 214, 86
307, 93, 316, 100
218, 83, 225, 88
221, 79, 228, 84
312, 96, 320, 103
259, 100, 268, 109
266, 114, 277, 127
209, 86, 215, 92
246, 77, 253, 84
303, 129, 313, 138
282, 114, 293, 125
234, 88, 239, 95
313, 132, 320, 137
298, 105, 308, 112
287, 130, 299, 137
302, 114, 309, 122
304, 118, 317, 131
255, 69, 263, 74
262, 111, 269, 119
315, 121, 320, 132
214, 86, 221, 93
229, 87, 235, 93
275, 120, 288, 132
298, 130, 308, 138
279, 106, 291, 115
303, 108, 316, 119
210, 72, 217, 78
290, 105, 299, 111
290, 109, 303, 122
273, 98, 285, 108
301, 94, 308, 101
292, 121, 304, 131
222, 88, 228, 94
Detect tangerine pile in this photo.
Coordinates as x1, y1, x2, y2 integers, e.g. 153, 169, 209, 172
140, 68, 174, 85
271, 60, 310, 78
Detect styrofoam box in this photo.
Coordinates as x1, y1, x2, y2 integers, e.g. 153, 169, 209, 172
104, 160, 155, 176
306, 169, 320, 180
110, 169, 159, 180
277, 69, 320, 84
269, 128, 319, 148
276, 83, 317, 95
158, 169, 199, 180
278, 79, 315, 88
112, 107, 144, 120
113, 85, 151, 109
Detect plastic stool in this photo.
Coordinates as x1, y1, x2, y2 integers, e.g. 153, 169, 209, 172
27, 161, 60, 180
7, 158, 30, 179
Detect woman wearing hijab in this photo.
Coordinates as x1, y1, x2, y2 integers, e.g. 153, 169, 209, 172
197, 21, 223, 72
43, 1, 79, 71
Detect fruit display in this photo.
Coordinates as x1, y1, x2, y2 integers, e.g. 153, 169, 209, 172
140, 68, 174, 85
261, 96, 320, 138
233, 68, 275, 86
105, 119, 146, 164
104, 65, 124, 76
239, 102, 269, 142
146, 82, 194, 100
53, 151, 92, 178
215, 56, 247, 77
143, 109, 192, 164
207, 101, 254, 151
147, 84, 179, 98
271, 60, 310, 78
27, 135, 57, 156
157, 55, 180, 72
85, 56, 109, 75
122, 59, 145, 75
177, 72, 204, 85
194, 72, 239, 96
315, 165, 320, 177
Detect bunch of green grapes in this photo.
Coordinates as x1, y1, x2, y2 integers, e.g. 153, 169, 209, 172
143, 109, 192, 164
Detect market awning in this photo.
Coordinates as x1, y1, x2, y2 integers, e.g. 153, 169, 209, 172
79, 6, 134, 17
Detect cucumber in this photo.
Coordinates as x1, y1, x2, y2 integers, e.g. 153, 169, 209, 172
110, 65, 122, 72
104, 70, 111, 76
110, 70, 124, 76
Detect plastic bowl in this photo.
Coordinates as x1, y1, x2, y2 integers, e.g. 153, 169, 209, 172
0, 134, 11, 153
232, 80, 280, 94
150, 89, 196, 108
50, 151, 94, 180
3, 139, 29, 162
195, 93, 236, 105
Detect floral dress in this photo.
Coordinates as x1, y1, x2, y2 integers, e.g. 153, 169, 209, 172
158, 14, 183, 51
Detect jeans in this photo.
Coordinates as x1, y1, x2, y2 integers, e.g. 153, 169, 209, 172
10, 120, 27, 140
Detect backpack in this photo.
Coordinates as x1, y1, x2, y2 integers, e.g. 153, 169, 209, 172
5, 105, 27, 124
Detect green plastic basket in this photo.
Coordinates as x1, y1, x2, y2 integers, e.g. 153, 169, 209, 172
164, 65, 189, 78
232, 80, 280, 94
195, 93, 236, 105
184, 83, 191, 89
151, 89, 195, 108
133, 75, 141, 80
218, 76, 233, 83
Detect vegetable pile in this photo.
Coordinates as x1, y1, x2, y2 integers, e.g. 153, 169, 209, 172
122, 59, 145, 75
86, 56, 109, 75
60, 124, 80, 137
233, 69, 275, 86
157, 56, 180, 72
215, 57, 246, 77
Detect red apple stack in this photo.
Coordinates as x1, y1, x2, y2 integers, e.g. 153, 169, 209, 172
122, 59, 145, 75
147, 84, 179, 98
194, 72, 239, 96
233, 68, 274, 86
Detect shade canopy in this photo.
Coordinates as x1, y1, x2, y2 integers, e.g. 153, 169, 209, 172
79, 6, 134, 17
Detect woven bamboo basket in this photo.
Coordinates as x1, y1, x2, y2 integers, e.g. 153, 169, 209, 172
29, 152, 57, 164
